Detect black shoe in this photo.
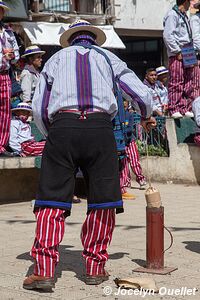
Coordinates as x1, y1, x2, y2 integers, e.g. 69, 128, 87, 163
0, 150, 20, 157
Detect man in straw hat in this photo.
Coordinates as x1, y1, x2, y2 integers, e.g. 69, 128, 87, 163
23, 19, 156, 290
20, 45, 46, 104
0, 1, 20, 157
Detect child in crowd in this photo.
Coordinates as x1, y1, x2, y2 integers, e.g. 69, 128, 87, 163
9, 103, 45, 156
143, 68, 163, 116
192, 97, 200, 146
120, 100, 146, 199
156, 66, 169, 116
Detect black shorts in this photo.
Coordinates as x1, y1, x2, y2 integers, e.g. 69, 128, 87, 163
34, 112, 123, 215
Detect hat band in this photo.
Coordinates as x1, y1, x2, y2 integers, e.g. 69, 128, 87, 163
69, 22, 91, 29
24, 49, 42, 55
14, 105, 32, 110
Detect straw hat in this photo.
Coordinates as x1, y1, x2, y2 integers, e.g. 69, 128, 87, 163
21, 45, 46, 58
12, 103, 32, 113
156, 66, 169, 76
59, 19, 106, 48
0, 1, 10, 11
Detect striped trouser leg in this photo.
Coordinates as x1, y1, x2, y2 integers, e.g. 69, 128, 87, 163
126, 140, 145, 184
21, 140, 46, 156
168, 57, 186, 115
81, 209, 115, 276
0, 74, 11, 153
193, 63, 200, 100
119, 157, 131, 194
31, 208, 65, 278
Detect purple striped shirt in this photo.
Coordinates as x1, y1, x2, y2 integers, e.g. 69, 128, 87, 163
32, 45, 153, 135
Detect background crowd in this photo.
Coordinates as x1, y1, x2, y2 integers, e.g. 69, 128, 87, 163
0, 0, 200, 160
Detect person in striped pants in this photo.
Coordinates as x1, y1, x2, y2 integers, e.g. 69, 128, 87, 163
163, 0, 196, 118
120, 101, 146, 199
22, 20, 155, 291
0, 2, 19, 156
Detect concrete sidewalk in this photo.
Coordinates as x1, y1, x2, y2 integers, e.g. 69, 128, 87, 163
0, 183, 200, 300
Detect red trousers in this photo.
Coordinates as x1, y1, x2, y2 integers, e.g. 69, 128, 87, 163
21, 140, 45, 156
120, 140, 145, 193
168, 56, 195, 115
0, 74, 11, 153
31, 208, 115, 278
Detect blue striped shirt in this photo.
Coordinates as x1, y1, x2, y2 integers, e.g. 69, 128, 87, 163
32, 45, 153, 135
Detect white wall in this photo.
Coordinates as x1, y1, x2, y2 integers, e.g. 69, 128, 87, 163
114, 0, 175, 30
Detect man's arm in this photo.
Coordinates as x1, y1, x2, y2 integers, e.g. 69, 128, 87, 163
9, 121, 21, 152
191, 15, 200, 52
32, 54, 59, 136
163, 13, 181, 54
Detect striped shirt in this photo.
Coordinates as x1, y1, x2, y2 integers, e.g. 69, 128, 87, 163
163, 8, 191, 57
32, 45, 153, 136
0, 26, 20, 70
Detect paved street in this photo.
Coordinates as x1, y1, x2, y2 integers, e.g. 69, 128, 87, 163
0, 183, 200, 300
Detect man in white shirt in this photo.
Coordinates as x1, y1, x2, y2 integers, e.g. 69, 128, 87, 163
163, 0, 195, 119
0, 2, 19, 156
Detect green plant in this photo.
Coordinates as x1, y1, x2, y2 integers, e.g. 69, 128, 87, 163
136, 140, 168, 157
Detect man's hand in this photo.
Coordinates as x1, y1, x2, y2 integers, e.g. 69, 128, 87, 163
141, 116, 157, 133
3, 48, 14, 60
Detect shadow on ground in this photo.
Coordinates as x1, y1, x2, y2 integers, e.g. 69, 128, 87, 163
182, 241, 200, 254
17, 245, 129, 284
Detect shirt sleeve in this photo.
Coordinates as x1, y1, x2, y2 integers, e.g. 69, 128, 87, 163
21, 70, 33, 102
104, 50, 153, 119
163, 12, 181, 54
9, 30, 20, 64
192, 97, 200, 127
9, 121, 21, 152
191, 15, 200, 52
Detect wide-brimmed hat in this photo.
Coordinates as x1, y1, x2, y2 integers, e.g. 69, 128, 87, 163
156, 66, 169, 76
21, 45, 46, 58
60, 19, 106, 48
0, 1, 10, 11
12, 103, 32, 113
194, 1, 200, 9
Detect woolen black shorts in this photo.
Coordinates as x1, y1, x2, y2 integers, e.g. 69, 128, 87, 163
34, 112, 123, 215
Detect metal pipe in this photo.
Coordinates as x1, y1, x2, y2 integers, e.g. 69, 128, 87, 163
146, 206, 164, 269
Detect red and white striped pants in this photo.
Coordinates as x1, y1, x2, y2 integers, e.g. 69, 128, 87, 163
120, 140, 145, 194
21, 140, 45, 156
0, 74, 11, 153
31, 208, 115, 278
168, 56, 195, 115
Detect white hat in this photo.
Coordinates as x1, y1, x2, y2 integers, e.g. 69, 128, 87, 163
0, 1, 10, 11
21, 45, 46, 58
59, 19, 106, 48
12, 103, 32, 113
156, 66, 169, 76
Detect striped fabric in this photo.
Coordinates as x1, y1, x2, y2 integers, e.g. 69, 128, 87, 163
21, 140, 45, 156
0, 27, 20, 70
76, 51, 93, 111
81, 209, 115, 276
168, 56, 195, 115
0, 74, 11, 153
31, 208, 115, 277
120, 140, 145, 193
32, 45, 153, 136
